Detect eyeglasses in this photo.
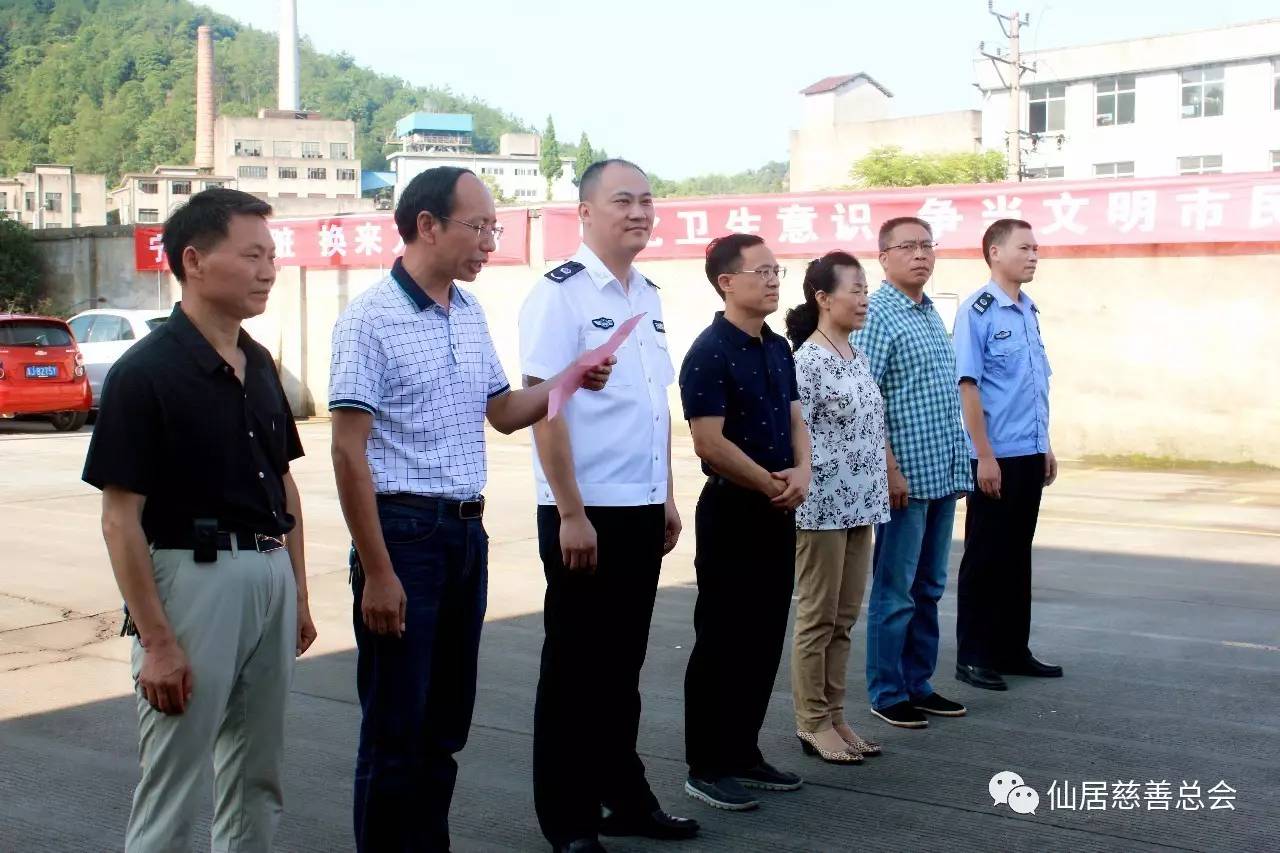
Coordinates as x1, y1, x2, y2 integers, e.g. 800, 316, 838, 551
735, 265, 787, 281
441, 216, 504, 240
884, 240, 938, 254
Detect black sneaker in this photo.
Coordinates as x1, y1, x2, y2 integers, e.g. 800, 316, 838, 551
871, 700, 929, 728
733, 761, 803, 791
912, 692, 967, 717
684, 776, 759, 811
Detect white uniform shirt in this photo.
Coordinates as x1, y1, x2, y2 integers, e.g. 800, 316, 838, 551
519, 245, 675, 507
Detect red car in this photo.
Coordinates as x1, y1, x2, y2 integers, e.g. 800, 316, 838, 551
0, 314, 93, 431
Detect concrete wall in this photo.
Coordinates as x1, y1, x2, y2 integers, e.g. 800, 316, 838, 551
32, 223, 1280, 466
30, 226, 174, 313
790, 110, 983, 191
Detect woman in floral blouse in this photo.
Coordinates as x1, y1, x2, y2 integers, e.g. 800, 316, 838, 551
784, 251, 891, 764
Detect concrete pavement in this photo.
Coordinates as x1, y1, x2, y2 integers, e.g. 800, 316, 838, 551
1, 418, 1277, 851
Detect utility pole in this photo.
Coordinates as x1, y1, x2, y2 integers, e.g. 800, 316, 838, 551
980, 3, 1035, 181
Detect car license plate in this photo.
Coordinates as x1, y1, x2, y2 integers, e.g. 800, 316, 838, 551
25, 365, 58, 379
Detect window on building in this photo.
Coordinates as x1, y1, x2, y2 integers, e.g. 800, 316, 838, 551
330, 142, 349, 160
24, 192, 34, 211
234, 139, 264, 157
1093, 161, 1135, 178
138, 209, 160, 223
44, 192, 62, 213
45, 222, 61, 229
301, 141, 322, 159
336, 168, 356, 181
1181, 66, 1224, 118
0, 192, 7, 210
1095, 75, 1135, 126
279, 167, 298, 180
72, 193, 81, 213
307, 167, 327, 180
203, 181, 224, 190
1024, 166, 1064, 180
1028, 83, 1066, 133
238, 165, 268, 179
139, 181, 159, 195
274, 141, 294, 158
1177, 155, 1223, 175
172, 181, 192, 195
1271, 150, 1279, 171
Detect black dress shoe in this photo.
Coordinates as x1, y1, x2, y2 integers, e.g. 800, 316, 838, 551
955, 663, 1008, 691
601, 808, 700, 840
555, 835, 604, 850
1000, 655, 1064, 677
557, 839, 607, 853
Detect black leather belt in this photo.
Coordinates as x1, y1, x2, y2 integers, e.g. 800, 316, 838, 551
377, 492, 485, 520
152, 531, 287, 553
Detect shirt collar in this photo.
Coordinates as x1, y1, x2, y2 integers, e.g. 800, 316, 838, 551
573, 244, 644, 292
984, 280, 1036, 312
390, 257, 473, 312
168, 302, 261, 376
879, 281, 934, 310
712, 311, 780, 346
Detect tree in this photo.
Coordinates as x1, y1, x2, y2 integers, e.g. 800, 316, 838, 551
540, 115, 564, 199
0, 218, 44, 312
849, 146, 1007, 188
648, 161, 789, 198
572, 132, 607, 186
479, 173, 512, 206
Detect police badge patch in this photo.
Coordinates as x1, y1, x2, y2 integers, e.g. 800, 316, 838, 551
592, 317, 616, 330
652, 320, 666, 333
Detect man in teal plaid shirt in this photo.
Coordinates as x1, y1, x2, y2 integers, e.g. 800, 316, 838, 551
853, 216, 973, 729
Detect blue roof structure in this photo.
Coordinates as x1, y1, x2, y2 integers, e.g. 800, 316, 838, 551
361, 171, 395, 193
394, 112, 474, 138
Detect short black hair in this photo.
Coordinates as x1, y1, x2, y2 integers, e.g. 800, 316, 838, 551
578, 158, 647, 202
981, 218, 1033, 267
878, 216, 932, 251
162, 188, 272, 282
704, 233, 766, 298
395, 166, 473, 243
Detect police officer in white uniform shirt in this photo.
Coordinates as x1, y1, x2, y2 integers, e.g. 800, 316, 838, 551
519, 159, 698, 853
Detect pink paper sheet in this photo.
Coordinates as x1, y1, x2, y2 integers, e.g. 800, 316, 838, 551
547, 312, 646, 420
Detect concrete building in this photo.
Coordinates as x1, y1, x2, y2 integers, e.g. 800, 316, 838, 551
789, 74, 983, 191
0, 165, 107, 229
387, 113, 576, 204
214, 111, 363, 205
106, 166, 236, 225
974, 19, 1280, 180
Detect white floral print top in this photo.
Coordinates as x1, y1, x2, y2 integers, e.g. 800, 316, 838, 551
795, 341, 891, 530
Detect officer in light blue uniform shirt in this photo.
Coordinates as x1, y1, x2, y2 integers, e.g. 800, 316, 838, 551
952, 218, 1063, 693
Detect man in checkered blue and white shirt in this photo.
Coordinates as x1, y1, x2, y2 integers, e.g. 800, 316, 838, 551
853, 216, 974, 730
328, 167, 612, 852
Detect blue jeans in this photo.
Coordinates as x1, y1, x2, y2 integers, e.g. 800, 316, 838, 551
865, 495, 957, 710
352, 496, 489, 853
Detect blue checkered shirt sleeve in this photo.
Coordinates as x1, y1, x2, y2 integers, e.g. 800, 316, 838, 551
329, 311, 385, 414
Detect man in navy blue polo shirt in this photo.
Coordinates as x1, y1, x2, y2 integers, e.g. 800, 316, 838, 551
679, 233, 812, 812
953, 218, 1061, 692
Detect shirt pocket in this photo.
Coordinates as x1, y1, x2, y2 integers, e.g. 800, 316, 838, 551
651, 330, 677, 387
584, 328, 635, 387
987, 333, 1026, 373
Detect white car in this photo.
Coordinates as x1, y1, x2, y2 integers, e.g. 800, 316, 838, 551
67, 309, 170, 403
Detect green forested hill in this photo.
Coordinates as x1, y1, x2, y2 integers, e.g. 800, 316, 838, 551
0, 0, 529, 182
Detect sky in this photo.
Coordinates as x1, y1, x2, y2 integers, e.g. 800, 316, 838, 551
199, 0, 1278, 178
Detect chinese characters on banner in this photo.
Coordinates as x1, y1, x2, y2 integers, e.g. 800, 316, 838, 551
134, 209, 530, 271
540, 172, 1280, 260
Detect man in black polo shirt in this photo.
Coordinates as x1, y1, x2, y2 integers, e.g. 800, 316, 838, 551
680, 233, 812, 812
83, 188, 315, 852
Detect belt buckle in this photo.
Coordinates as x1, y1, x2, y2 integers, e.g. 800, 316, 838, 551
254, 533, 284, 553
459, 496, 485, 520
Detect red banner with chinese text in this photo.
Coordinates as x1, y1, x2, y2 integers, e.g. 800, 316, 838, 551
541, 172, 1280, 261
135, 209, 531, 271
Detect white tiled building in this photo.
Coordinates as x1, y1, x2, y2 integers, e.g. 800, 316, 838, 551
974, 19, 1280, 180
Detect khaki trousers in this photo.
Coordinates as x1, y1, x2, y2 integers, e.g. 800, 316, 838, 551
125, 546, 296, 853
791, 527, 872, 732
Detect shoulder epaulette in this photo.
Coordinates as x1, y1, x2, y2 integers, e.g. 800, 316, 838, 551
973, 293, 995, 315
544, 261, 584, 283
644, 276, 659, 289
